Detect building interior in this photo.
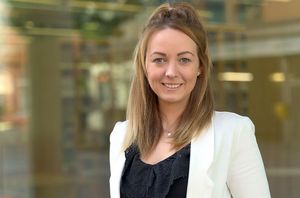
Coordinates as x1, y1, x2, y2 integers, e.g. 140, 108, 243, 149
0, 0, 300, 197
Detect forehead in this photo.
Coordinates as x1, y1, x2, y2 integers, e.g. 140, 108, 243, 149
146, 28, 197, 53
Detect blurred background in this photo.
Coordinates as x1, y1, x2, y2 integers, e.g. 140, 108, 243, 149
0, 0, 299, 197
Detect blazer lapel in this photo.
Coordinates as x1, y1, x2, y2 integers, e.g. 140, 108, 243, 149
186, 116, 215, 198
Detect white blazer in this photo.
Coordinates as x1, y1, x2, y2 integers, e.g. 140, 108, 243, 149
109, 111, 271, 198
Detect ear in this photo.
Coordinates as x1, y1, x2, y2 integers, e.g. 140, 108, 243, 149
197, 68, 201, 76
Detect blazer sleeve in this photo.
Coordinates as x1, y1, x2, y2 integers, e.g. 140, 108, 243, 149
109, 121, 125, 175
227, 117, 271, 198
109, 121, 127, 198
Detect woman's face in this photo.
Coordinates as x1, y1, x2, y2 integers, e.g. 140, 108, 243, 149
145, 28, 200, 107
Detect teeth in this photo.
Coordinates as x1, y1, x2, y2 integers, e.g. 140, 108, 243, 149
163, 83, 181, 89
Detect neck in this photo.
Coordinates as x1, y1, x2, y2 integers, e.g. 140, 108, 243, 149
159, 100, 187, 131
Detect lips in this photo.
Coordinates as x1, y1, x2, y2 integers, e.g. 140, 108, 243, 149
162, 83, 183, 89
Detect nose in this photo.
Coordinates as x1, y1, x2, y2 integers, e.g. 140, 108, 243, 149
165, 62, 178, 78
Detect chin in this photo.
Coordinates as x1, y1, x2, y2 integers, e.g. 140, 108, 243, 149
159, 97, 185, 104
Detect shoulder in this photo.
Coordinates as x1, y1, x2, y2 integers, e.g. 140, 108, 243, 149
212, 111, 255, 144
110, 120, 128, 144
213, 111, 254, 132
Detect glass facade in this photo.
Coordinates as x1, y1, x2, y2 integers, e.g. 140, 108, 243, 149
0, 0, 299, 197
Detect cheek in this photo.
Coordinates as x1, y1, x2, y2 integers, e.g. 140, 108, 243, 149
186, 72, 199, 90
147, 76, 160, 90
146, 70, 158, 89
146, 66, 162, 81
189, 77, 197, 88
187, 68, 199, 81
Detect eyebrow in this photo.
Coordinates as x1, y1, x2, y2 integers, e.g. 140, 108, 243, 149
150, 52, 166, 57
178, 51, 195, 56
150, 51, 195, 57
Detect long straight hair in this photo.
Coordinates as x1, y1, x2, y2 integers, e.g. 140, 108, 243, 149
123, 2, 214, 156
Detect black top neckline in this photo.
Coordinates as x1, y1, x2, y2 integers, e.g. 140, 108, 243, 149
138, 144, 189, 166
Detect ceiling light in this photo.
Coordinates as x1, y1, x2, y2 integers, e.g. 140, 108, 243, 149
218, 72, 254, 82
269, 72, 285, 82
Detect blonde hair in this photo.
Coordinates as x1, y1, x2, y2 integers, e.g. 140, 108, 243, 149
123, 2, 214, 156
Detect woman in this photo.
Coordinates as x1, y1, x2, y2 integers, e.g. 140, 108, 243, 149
110, 2, 271, 198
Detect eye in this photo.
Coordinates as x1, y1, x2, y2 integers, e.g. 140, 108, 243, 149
179, 57, 191, 64
152, 58, 165, 64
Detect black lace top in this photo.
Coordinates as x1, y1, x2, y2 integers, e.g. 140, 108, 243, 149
120, 143, 191, 198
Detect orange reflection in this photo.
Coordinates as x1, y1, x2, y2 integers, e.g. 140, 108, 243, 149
0, 26, 27, 128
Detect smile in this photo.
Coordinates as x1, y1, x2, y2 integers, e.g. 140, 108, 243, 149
162, 83, 182, 89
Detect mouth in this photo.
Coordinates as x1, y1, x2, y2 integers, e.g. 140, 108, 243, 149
162, 83, 183, 89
